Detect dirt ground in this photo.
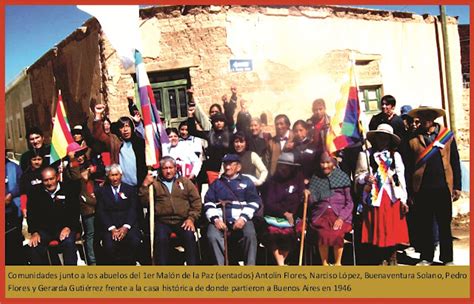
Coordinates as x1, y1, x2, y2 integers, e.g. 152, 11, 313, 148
451, 213, 470, 265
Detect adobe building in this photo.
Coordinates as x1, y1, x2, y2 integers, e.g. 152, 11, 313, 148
5, 5, 468, 159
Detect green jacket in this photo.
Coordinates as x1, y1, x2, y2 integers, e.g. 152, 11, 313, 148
139, 177, 201, 225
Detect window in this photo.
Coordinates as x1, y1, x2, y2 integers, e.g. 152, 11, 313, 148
133, 69, 190, 128
354, 55, 383, 115
358, 85, 383, 114
16, 114, 22, 138
7, 120, 11, 140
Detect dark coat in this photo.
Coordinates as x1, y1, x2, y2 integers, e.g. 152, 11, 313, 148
187, 117, 233, 172
261, 171, 305, 218
369, 112, 405, 139
20, 144, 52, 172
27, 182, 80, 235
293, 139, 318, 180
95, 182, 139, 231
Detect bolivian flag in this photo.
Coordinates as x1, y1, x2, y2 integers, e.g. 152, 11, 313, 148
50, 91, 74, 164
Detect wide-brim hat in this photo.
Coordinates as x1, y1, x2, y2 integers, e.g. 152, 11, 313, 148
408, 106, 445, 119
277, 152, 301, 166
366, 124, 401, 147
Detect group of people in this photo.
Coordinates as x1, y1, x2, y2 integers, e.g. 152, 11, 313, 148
4, 86, 461, 266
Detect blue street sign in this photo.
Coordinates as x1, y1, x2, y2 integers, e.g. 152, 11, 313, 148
229, 59, 253, 72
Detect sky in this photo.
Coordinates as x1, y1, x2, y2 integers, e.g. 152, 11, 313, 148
5, 5, 470, 86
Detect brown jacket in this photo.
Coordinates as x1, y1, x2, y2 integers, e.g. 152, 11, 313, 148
265, 131, 294, 176
408, 126, 459, 194
138, 177, 201, 225
92, 120, 121, 165
65, 164, 97, 216
92, 119, 147, 185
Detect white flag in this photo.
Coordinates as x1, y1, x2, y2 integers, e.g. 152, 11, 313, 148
78, 5, 141, 69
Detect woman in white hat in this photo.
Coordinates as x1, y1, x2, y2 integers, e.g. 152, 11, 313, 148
355, 124, 409, 265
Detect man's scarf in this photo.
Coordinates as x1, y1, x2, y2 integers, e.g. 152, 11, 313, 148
416, 126, 454, 168
309, 167, 351, 202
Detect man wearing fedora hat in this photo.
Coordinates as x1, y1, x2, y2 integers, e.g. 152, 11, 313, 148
406, 106, 461, 266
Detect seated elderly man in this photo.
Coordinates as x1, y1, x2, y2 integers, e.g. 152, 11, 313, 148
27, 167, 80, 265
204, 154, 261, 265
95, 164, 141, 265
139, 156, 202, 265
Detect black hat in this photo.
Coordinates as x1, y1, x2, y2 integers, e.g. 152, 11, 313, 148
233, 131, 246, 141
210, 112, 226, 123
277, 152, 301, 166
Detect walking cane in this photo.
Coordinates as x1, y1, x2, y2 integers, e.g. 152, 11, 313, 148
219, 200, 229, 266
298, 190, 310, 266
149, 183, 155, 265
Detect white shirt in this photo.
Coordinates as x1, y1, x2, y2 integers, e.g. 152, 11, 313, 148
45, 183, 61, 199
355, 150, 407, 205
279, 130, 290, 150
179, 136, 203, 157
162, 141, 203, 178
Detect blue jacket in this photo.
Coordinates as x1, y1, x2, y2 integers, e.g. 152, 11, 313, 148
204, 174, 261, 224
5, 159, 22, 218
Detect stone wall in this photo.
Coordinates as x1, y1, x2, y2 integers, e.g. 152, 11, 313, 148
103, 5, 464, 137
458, 87, 470, 160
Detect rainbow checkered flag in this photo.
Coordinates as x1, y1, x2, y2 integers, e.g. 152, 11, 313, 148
135, 50, 169, 168
50, 90, 75, 164
326, 61, 363, 154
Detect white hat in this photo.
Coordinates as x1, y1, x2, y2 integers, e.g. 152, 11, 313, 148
367, 124, 401, 147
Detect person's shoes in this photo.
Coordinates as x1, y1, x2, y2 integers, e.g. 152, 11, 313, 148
416, 260, 432, 266
444, 262, 455, 266
389, 252, 398, 266
380, 260, 388, 266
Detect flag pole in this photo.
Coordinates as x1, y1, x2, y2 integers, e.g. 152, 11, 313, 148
351, 53, 371, 171
149, 177, 155, 265
351, 53, 371, 219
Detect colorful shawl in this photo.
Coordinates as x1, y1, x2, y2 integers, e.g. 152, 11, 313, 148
416, 126, 453, 167
367, 150, 392, 207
